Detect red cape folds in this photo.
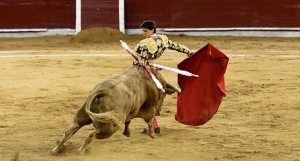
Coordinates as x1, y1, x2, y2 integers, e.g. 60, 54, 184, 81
176, 43, 229, 126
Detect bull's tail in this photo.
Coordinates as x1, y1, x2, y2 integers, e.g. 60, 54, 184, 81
85, 89, 123, 130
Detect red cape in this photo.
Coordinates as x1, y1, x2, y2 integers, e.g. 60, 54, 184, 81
176, 43, 229, 126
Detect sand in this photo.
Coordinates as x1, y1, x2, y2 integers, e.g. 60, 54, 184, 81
0, 28, 299, 161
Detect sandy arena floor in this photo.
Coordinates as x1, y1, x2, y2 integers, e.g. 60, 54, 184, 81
0, 28, 299, 161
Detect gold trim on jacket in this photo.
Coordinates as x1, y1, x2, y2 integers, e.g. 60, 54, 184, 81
135, 34, 191, 64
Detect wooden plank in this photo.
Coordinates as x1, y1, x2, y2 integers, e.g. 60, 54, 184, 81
125, 0, 300, 28
0, 0, 75, 28
81, 0, 119, 29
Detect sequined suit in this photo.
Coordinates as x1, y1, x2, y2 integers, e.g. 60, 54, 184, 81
135, 34, 192, 64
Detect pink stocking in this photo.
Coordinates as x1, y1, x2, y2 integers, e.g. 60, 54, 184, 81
152, 116, 159, 129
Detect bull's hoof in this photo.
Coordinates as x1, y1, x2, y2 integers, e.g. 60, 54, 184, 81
76, 148, 89, 155
51, 144, 66, 155
76, 149, 86, 155
149, 134, 155, 139
50, 150, 60, 156
123, 131, 130, 137
148, 132, 155, 139
51, 148, 63, 156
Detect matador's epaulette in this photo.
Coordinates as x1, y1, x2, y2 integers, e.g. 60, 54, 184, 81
137, 38, 157, 54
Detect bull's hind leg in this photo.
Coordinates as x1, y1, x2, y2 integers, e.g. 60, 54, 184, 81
51, 103, 92, 155
51, 122, 82, 155
77, 130, 98, 155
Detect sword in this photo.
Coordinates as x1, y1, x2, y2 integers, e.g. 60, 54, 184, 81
152, 64, 198, 77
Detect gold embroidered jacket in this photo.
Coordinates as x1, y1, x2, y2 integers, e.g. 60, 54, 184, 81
135, 34, 192, 64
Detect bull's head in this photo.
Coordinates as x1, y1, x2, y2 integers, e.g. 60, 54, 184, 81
148, 66, 179, 116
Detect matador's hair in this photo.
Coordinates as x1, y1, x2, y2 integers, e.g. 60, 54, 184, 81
140, 20, 156, 33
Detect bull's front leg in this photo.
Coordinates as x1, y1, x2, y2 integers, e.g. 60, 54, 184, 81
123, 120, 131, 137
146, 117, 155, 139
51, 122, 81, 155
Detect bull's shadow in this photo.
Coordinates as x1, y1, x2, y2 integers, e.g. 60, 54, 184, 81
51, 64, 177, 155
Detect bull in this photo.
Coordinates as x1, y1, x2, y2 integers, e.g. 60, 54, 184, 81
51, 64, 177, 155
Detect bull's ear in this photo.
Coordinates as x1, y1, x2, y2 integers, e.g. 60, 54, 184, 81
165, 88, 175, 95
165, 83, 180, 95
